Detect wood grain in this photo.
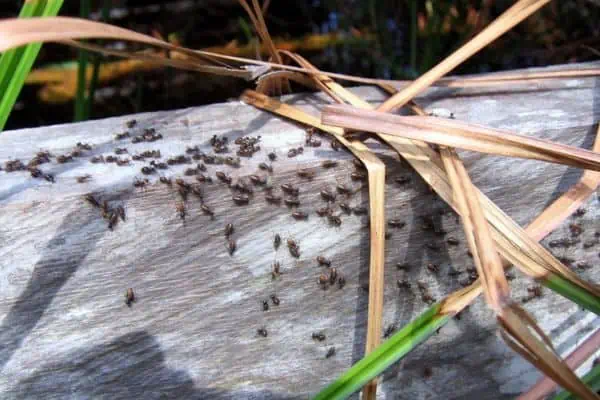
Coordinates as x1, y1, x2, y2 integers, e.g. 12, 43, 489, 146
0, 62, 598, 399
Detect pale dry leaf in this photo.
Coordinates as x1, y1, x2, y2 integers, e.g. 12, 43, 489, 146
440, 147, 510, 312
0, 17, 259, 80
281, 58, 597, 296
241, 89, 600, 397
244, 87, 599, 297
274, 53, 388, 400
499, 305, 600, 400
320, 105, 600, 172
1, 17, 599, 90
519, 330, 600, 400
240, 89, 386, 400
441, 146, 596, 399
378, 0, 553, 112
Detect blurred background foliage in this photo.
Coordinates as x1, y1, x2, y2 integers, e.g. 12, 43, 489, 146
2, 0, 599, 129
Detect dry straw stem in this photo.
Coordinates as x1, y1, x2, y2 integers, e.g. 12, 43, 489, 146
525, 123, 600, 239
441, 147, 597, 399
249, 64, 599, 296
373, 90, 600, 243
0, 17, 258, 80
440, 147, 509, 312
317, 95, 598, 295
499, 305, 600, 399
241, 88, 386, 400
374, 85, 600, 308
519, 329, 600, 400
321, 105, 600, 172
273, 51, 385, 399
378, 0, 553, 112
311, 83, 598, 297
59, 39, 263, 79
1, 17, 599, 91
237, 0, 290, 95
256, 70, 319, 94
247, 54, 600, 396
436, 68, 600, 87
241, 89, 599, 398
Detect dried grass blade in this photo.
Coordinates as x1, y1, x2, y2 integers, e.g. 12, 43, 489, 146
241, 89, 600, 399
253, 58, 600, 299
519, 330, 600, 400
437, 68, 600, 87
442, 146, 597, 399
238, 0, 289, 94
321, 105, 600, 172
210, 55, 600, 88
440, 147, 509, 311
276, 53, 386, 399
256, 70, 319, 93
323, 83, 599, 297
378, 0, 552, 112
193, 47, 600, 88
241, 89, 386, 400
525, 124, 600, 239
499, 305, 600, 400
375, 80, 600, 300
2, 17, 597, 91
60, 39, 256, 79
0, 17, 256, 79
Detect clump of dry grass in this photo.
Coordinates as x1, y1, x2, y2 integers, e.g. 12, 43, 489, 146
1, 0, 599, 398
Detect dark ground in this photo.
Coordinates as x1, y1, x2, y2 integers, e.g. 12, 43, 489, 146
2, 0, 599, 130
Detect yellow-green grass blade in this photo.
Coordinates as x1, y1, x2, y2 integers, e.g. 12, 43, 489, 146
0, 0, 63, 131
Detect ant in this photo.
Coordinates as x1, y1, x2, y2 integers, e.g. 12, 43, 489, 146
317, 256, 331, 267
125, 288, 135, 306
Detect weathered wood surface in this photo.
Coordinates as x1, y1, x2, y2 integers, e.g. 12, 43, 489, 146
0, 62, 599, 400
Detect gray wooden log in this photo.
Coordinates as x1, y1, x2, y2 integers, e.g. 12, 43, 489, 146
0, 62, 598, 400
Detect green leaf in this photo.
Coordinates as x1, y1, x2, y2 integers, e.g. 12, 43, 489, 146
86, 0, 111, 119
0, 0, 64, 131
544, 273, 600, 316
313, 271, 599, 400
313, 303, 449, 400
74, 0, 91, 122
0, 1, 44, 96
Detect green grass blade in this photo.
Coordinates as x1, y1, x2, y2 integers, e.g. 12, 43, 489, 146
0, 0, 63, 131
0, 0, 45, 95
551, 363, 600, 400
544, 273, 600, 315
313, 303, 449, 400
238, 17, 254, 44
74, 0, 91, 121
313, 271, 598, 400
86, 0, 111, 119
